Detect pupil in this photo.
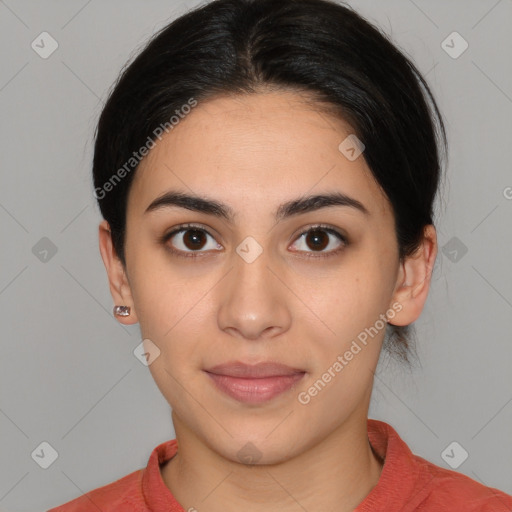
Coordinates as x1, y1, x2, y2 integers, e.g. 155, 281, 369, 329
185, 229, 205, 250
307, 229, 328, 251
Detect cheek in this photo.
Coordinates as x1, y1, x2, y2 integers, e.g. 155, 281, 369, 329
128, 244, 195, 334
293, 269, 392, 406
141, 300, 208, 412
297, 262, 387, 344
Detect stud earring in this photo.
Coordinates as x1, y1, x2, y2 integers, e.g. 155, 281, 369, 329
113, 305, 131, 317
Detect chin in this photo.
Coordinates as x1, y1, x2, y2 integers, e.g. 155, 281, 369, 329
206, 429, 301, 467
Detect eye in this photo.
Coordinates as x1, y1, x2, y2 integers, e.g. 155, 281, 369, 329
161, 223, 348, 259
289, 225, 347, 258
162, 224, 222, 258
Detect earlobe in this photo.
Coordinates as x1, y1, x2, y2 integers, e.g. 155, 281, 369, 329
98, 220, 139, 325
387, 225, 437, 327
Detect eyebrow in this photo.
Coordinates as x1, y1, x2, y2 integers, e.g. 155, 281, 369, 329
144, 190, 370, 222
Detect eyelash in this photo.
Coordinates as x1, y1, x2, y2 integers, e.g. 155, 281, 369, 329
159, 223, 348, 260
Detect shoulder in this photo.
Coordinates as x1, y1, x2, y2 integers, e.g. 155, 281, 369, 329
47, 468, 145, 511
414, 455, 512, 511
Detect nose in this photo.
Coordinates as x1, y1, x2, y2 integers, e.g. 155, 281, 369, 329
217, 243, 292, 341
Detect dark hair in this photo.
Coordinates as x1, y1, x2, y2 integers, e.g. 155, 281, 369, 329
92, 0, 447, 362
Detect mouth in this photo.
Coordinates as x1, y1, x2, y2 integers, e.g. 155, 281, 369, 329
203, 361, 306, 404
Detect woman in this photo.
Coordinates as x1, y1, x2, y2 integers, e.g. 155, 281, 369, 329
49, 0, 512, 510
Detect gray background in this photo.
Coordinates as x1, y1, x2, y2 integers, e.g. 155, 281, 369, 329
0, 0, 511, 510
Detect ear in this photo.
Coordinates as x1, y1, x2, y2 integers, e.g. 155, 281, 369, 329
387, 224, 437, 326
98, 220, 139, 325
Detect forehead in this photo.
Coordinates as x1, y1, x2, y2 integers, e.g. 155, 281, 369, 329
128, 91, 391, 222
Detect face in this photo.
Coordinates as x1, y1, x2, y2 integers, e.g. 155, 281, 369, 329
102, 91, 433, 465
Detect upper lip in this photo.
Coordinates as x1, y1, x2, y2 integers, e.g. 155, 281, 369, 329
204, 361, 305, 378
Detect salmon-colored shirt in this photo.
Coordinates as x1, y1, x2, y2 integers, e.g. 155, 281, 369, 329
48, 419, 512, 511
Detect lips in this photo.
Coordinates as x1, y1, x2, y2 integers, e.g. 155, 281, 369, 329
204, 361, 306, 404
206, 361, 305, 378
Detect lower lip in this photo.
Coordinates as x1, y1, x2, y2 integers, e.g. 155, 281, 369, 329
205, 371, 305, 404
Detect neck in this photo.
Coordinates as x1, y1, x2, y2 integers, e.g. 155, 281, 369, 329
161, 412, 382, 512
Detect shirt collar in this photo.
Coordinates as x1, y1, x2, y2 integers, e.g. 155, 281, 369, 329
141, 419, 426, 511
355, 419, 430, 510
141, 438, 182, 510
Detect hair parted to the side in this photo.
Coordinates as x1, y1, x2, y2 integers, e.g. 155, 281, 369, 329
92, 0, 447, 363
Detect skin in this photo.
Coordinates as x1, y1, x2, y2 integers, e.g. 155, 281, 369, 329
99, 90, 437, 512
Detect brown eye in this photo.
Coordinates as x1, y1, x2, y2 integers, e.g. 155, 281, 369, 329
304, 229, 330, 251
182, 229, 207, 250
164, 225, 222, 257
290, 225, 347, 257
